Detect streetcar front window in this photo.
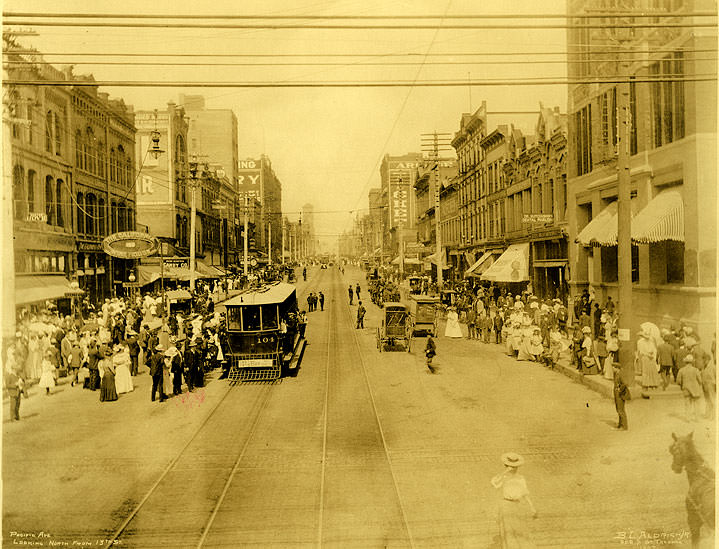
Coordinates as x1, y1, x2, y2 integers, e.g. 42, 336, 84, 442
227, 307, 242, 331
261, 305, 278, 330
242, 306, 261, 331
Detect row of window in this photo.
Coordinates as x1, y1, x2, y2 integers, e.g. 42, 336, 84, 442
75, 128, 133, 185
574, 54, 684, 176
75, 192, 134, 237
591, 241, 684, 285
16, 252, 68, 275
12, 166, 68, 227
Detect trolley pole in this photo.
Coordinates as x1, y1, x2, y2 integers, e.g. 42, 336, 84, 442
268, 216, 272, 265
281, 218, 285, 265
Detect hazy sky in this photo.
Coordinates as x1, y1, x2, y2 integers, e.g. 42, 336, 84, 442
7, 0, 568, 250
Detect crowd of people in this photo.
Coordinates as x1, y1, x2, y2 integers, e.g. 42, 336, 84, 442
4, 283, 234, 421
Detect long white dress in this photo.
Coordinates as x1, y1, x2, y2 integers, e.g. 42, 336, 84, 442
113, 350, 134, 394
444, 310, 463, 338
38, 358, 56, 389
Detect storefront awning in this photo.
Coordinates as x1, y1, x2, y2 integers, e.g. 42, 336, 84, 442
575, 199, 638, 247
631, 189, 683, 243
391, 256, 422, 265
480, 243, 530, 282
196, 260, 224, 278
136, 264, 212, 286
15, 275, 78, 305
426, 251, 450, 269
465, 251, 497, 278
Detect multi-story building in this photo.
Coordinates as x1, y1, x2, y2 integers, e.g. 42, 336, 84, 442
367, 188, 384, 261
238, 156, 283, 263
379, 153, 423, 259
135, 102, 190, 257
501, 106, 568, 300
301, 204, 316, 257
8, 50, 76, 309
71, 79, 137, 300
451, 103, 488, 268
566, 0, 716, 341
7, 45, 137, 306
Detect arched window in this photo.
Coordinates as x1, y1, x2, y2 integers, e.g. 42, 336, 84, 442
127, 207, 134, 231
126, 158, 132, 188
27, 170, 36, 212
75, 130, 83, 168
86, 128, 95, 174
97, 142, 105, 178
13, 165, 25, 220
176, 214, 182, 245
118, 202, 126, 231
98, 197, 105, 235
182, 216, 188, 247
86, 193, 96, 235
45, 111, 53, 153
45, 176, 55, 225
77, 192, 85, 234
117, 145, 125, 186
111, 200, 117, 233
55, 113, 62, 156
55, 179, 64, 227
109, 148, 116, 182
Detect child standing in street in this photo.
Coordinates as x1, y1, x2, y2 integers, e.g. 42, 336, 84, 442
613, 366, 631, 430
676, 354, 703, 422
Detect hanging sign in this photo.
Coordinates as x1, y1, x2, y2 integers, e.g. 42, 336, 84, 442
103, 231, 158, 259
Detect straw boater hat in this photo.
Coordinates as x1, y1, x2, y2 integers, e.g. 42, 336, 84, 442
582, 326, 591, 334
501, 452, 525, 468
155, 343, 165, 352
683, 354, 695, 364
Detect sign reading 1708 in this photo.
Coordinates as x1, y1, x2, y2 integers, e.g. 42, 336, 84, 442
102, 231, 158, 259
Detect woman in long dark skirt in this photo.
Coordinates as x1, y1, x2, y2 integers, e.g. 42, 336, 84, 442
99, 348, 118, 402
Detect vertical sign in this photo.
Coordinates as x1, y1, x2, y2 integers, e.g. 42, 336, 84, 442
238, 159, 262, 204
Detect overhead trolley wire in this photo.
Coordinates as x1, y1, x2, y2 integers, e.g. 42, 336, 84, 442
5, 48, 716, 58
5, 76, 715, 88
4, 11, 717, 19
4, 20, 716, 29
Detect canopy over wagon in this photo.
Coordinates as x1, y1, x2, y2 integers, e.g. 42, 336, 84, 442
376, 302, 412, 352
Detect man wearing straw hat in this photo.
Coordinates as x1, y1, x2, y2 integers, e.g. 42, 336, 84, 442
149, 343, 167, 402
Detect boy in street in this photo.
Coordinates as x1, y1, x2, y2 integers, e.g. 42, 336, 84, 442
319, 292, 325, 311
348, 285, 354, 305
613, 366, 630, 430
425, 335, 437, 374
356, 301, 366, 329
676, 354, 703, 422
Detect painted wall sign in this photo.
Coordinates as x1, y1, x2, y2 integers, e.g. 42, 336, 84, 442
102, 231, 158, 259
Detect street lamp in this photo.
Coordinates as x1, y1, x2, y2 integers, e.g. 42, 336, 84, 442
149, 110, 164, 160
187, 155, 208, 293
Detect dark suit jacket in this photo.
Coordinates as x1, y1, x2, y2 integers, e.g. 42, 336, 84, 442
149, 352, 164, 376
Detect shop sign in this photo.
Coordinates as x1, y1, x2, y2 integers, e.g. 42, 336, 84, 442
102, 231, 158, 259
523, 214, 554, 224
26, 212, 48, 222
123, 282, 141, 288
164, 258, 189, 268
78, 241, 103, 252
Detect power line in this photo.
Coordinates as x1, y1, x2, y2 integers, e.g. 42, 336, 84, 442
5, 76, 715, 88
5, 48, 716, 58
4, 21, 716, 29
5, 57, 716, 68
4, 11, 716, 19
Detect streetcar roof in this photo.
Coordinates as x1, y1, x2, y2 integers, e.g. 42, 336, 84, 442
223, 282, 296, 307
382, 302, 407, 310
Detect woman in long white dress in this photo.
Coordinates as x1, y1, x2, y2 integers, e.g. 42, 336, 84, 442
113, 343, 134, 394
38, 350, 56, 395
444, 307, 463, 338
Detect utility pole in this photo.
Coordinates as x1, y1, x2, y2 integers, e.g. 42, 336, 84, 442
188, 155, 207, 293
243, 196, 249, 276
268, 214, 272, 265
281, 218, 285, 264
616, 45, 634, 383
421, 131, 453, 291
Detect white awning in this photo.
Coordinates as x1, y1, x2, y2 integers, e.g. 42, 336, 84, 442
631, 189, 684, 243
575, 199, 639, 247
480, 243, 530, 282
465, 251, 497, 278
15, 275, 77, 305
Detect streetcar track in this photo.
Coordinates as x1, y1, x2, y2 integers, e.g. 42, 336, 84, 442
342, 271, 416, 549
104, 269, 316, 549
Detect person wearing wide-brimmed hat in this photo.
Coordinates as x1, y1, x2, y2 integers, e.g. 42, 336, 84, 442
676, 354, 703, 422
491, 452, 537, 547
165, 341, 183, 396
150, 343, 167, 402
98, 346, 118, 402
635, 326, 661, 393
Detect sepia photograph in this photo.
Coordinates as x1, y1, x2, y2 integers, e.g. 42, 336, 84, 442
1, 1, 717, 547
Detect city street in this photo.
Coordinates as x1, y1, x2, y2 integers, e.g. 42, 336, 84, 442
3, 265, 715, 548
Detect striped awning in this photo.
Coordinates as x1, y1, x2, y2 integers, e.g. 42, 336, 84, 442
631, 190, 684, 244
465, 252, 497, 278
575, 199, 638, 247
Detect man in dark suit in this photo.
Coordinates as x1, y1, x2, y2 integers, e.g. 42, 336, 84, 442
150, 343, 167, 402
